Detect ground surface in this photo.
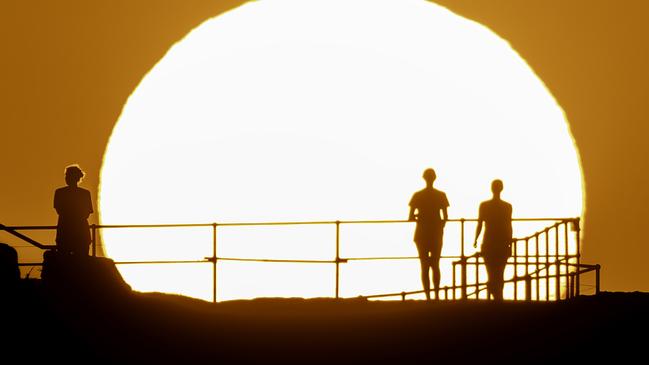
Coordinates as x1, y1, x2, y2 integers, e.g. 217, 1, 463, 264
4, 279, 647, 364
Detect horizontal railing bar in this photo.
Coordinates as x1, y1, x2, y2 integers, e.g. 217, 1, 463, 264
19, 260, 211, 266
1, 217, 576, 231
216, 257, 336, 264
512, 225, 563, 242
361, 282, 485, 299
566, 263, 599, 269
453, 256, 577, 264
218, 221, 336, 227
93, 223, 214, 229
345, 255, 464, 261
508, 218, 574, 222
0, 224, 55, 249
343, 256, 422, 261
340, 220, 411, 224
15, 254, 578, 266
115, 260, 208, 265
6, 217, 592, 302
17, 258, 335, 266
1, 225, 57, 230
570, 267, 597, 275
22, 256, 581, 268
11, 245, 51, 248
508, 256, 577, 263
339, 218, 569, 224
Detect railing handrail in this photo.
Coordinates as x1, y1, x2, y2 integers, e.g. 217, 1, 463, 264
0, 224, 55, 250
1, 216, 576, 231
3, 217, 594, 302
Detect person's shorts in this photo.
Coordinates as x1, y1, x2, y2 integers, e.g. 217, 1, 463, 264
414, 223, 444, 259
415, 241, 443, 260
481, 242, 511, 264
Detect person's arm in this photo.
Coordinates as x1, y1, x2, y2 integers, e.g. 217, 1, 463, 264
441, 193, 449, 227
473, 204, 483, 248
53, 190, 61, 215
506, 204, 513, 246
408, 206, 416, 221
441, 207, 448, 227
473, 220, 483, 248
85, 190, 94, 219
408, 194, 417, 221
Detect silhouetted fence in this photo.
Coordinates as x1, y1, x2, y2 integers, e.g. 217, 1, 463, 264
1, 218, 599, 302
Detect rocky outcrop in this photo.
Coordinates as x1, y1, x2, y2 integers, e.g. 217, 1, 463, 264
41, 250, 131, 296
0, 243, 19, 289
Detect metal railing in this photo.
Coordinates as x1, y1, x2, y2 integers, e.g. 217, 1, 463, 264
450, 219, 594, 301
1, 217, 599, 302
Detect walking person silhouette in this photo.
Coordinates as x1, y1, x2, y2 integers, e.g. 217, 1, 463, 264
409, 168, 449, 300
473, 179, 513, 301
53, 165, 94, 256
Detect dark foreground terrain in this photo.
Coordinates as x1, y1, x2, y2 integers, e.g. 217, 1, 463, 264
2, 254, 647, 364
5, 279, 648, 365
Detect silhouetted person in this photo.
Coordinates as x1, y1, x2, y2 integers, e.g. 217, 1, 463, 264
473, 179, 512, 301
409, 168, 449, 300
54, 165, 93, 256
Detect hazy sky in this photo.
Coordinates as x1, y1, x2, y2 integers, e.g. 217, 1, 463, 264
1, 0, 647, 291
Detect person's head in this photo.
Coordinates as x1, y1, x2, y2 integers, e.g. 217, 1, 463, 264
491, 179, 504, 196
64, 165, 85, 186
422, 168, 436, 186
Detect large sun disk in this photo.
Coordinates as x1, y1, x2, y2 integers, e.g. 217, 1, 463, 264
100, 0, 583, 301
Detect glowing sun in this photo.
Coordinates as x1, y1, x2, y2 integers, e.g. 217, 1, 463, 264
100, 0, 583, 301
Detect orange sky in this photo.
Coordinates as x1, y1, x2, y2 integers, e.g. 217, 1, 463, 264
1, 0, 647, 291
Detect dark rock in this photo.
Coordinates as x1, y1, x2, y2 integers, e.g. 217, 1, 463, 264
41, 250, 131, 297
0, 243, 19, 289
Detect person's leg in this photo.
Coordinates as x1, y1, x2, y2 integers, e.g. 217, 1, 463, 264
484, 258, 495, 300
430, 245, 441, 300
431, 256, 441, 300
492, 259, 506, 301
415, 244, 431, 300
431, 230, 444, 300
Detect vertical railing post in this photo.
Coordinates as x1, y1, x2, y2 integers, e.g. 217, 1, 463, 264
475, 256, 480, 299
335, 220, 340, 299
513, 239, 518, 300
555, 224, 561, 300
91, 224, 97, 257
566, 266, 571, 299
212, 223, 218, 304
544, 229, 549, 300
452, 262, 457, 300
564, 221, 570, 300
524, 238, 529, 301
574, 218, 581, 297
595, 264, 601, 295
460, 218, 467, 300
535, 235, 540, 301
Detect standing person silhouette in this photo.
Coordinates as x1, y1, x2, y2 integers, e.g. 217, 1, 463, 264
54, 165, 94, 256
473, 179, 513, 301
409, 168, 449, 301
